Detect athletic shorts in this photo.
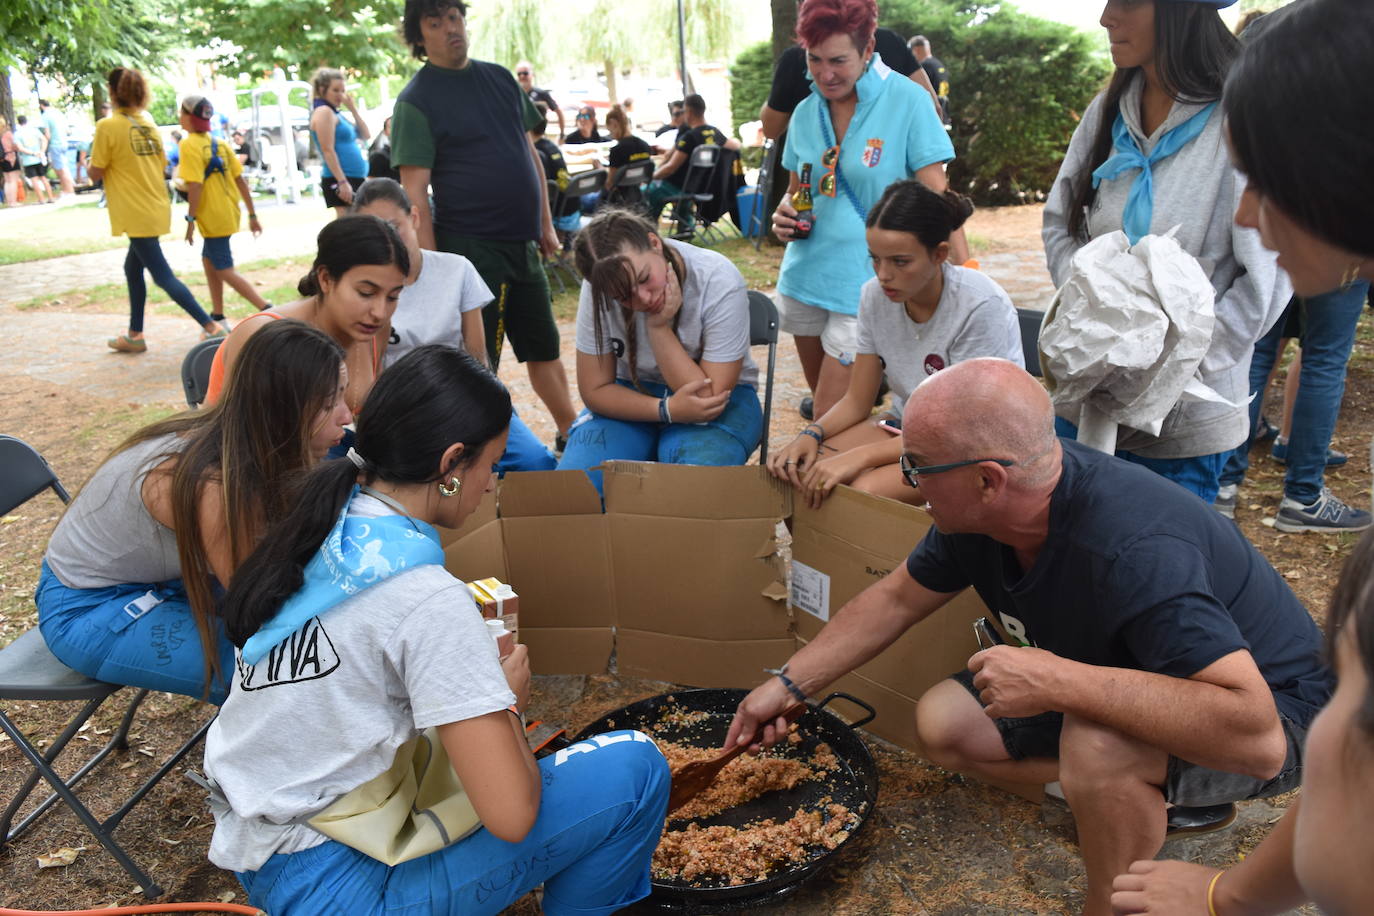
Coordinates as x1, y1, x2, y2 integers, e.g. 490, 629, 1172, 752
23, 163, 46, 179
949, 669, 1307, 807
202, 235, 234, 270
777, 293, 858, 366
435, 231, 560, 366
321, 174, 365, 209
47, 147, 68, 171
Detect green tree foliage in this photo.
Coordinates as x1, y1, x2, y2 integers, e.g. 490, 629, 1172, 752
728, 41, 772, 137
471, 0, 546, 71
183, 0, 410, 79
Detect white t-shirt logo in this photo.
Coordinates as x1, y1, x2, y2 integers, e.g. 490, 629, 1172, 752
238, 617, 341, 690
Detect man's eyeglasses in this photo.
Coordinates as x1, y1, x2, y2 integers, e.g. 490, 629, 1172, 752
818, 145, 839, 198
899, 453, 1014, 488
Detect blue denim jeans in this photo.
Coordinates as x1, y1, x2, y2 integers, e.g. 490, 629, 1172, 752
1220, 282, 1369, 504
236, 732, 669, 916
124, 236, 213, 332
1053, 418, 1227, 503
556, 380, 763, 495
326, 411, 555, 474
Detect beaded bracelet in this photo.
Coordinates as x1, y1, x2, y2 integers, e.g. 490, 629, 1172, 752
799, 428, 823, 445
763, 665, 810, 704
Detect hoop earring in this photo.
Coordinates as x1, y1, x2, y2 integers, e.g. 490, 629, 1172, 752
438, 477, 462, 497
1341, 261, 1363, 291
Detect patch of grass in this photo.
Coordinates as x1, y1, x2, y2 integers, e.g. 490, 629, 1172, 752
73, 403, 179, 447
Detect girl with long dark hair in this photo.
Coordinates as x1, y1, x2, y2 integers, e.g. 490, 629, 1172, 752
37, 320, 351, 703
1041, 0, 1290, 504
204, 346, 668, 914
768, 179, 1021, 507
556, 208, 762, 493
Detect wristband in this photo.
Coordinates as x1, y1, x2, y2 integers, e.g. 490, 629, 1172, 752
1206, 870, 1224, 916
659, 395, 672, 424
806, 421, 825, 437
184, 213, 195, 223
800, 428, 823, 445
764, 665, 809, 704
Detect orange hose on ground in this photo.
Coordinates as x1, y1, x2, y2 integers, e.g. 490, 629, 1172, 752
0, 904, 260, 915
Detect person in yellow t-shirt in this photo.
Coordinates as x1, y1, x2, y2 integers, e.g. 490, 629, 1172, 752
89, 68, 224, 353
178, 96, 270, 320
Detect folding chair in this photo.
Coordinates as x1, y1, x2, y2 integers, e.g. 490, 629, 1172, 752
607, 159, 654, 212
181, 336, 223, 408
1017, 307, 1045, 377
0, 435, 213, 897
747, 291, 779, 464
749, 139, 778, 251
662, 144, 721, 241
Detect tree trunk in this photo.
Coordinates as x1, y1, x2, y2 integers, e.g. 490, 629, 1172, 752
771, 0, 797, 62
92, 80, 107, 123
0, 72, 14, 137
604, 60, 617, 112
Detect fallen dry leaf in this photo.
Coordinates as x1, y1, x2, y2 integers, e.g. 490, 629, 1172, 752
156, 837, 182, 846
36, 846, 84, 868
218, 891, 238, 903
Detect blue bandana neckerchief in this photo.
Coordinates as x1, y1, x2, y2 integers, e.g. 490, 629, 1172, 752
240, 485, 445, 665
1091, 102, 1217, 245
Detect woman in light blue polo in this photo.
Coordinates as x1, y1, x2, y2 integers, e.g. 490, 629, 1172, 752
772, 0, 958, 422
309, 67, 371, 217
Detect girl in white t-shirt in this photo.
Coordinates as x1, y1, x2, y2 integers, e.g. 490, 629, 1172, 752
768, 179, 1021, 507
557, 208, 763, 493
207, 346, 668, 915
352, 177, 556, 472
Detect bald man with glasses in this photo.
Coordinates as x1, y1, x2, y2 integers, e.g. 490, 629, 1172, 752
728, 357, 1332, 916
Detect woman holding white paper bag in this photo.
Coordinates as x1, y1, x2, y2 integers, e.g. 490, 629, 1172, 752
1040, 0, 1289, 502
206, 346, 668, 916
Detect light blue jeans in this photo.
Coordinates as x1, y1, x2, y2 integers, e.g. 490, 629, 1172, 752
556, 380, 763, 494
236, 731, 669, 916
1053, 419, 1227, 503
1220, 282, 1369, 504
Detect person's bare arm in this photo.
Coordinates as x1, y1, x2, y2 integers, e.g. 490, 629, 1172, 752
341, 91, 370, 142
653, 150, 687, 182
184, 181, 203, 244
461, 309, 488, 367
909, 68, 943, 118
576, 349, 727, 425
970, 647, 1288, 779
759, 103, 790, 141
399, 165, 435, 250
143, 467, 236, 586
726, 566, 960, 750
527, 134, 558, 257
311, 106, 354, 205
232, 175, 261, 236
913, 160, 969, 263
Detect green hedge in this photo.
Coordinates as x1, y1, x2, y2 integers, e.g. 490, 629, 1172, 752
729, 0, 1111, 206
728, 40, 773, 138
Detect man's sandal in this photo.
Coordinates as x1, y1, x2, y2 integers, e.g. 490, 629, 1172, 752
107, 334, 147, 353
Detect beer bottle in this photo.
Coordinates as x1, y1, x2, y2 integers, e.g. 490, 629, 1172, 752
791, 163, 815, 240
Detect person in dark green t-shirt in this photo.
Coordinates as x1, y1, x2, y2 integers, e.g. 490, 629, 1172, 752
391, 0, 576, 447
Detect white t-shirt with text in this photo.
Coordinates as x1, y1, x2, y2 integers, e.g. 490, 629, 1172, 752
384, 249, 493, 367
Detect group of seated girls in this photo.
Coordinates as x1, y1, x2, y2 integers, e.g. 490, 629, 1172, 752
37, 328, 668, 913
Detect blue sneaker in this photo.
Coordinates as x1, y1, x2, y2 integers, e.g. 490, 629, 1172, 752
1270, 440, 1348, 467
1274, 488, 1372, 533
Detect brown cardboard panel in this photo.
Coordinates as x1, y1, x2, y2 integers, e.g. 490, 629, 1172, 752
498, 469, 605, 518
436, 486, 498, 547
503, 516, 614, 628
521, 627, 613, 676
617, 628, 794, 688
604, 462, 789, 520
611, 516, 791, 640
441, 516, 507, 584
795, 484, 932, 566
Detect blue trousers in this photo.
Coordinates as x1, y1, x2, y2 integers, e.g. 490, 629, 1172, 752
237, 731, 669, 916
124, 236, 212, 333
327, 411, 555, 473
1053, 419, 1227, 503
1220, 282, 1369, 504
35, 561, 232, 704
556, 380, 763, 494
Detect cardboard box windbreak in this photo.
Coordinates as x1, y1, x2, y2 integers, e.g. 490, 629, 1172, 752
440, 464, 794, 685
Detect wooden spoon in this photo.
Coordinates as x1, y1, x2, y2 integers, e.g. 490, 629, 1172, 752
666, 702, 806, 815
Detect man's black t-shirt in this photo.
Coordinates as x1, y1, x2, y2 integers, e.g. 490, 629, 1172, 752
533, 137, 569, 190
766, 28, 919, 115
608, 135, 652, 169
662, 123, 725, 189
527, 86, 558, 112
921, 54, 949, 98
391, 60, 543, 241
905, 439, 1333, 728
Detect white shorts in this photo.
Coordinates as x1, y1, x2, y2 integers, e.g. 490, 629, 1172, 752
776, 294, 859, 366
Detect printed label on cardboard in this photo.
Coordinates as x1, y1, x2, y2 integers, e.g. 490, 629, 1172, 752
790, 560, 830, 621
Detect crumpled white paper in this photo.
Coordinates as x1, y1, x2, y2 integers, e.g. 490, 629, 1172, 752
1040, 228, 1230, 453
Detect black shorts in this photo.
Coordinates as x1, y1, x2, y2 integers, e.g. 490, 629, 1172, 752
949, 668, 1308, 806
23, 163, 47, 179
321, 174, 365, 209
434, 231, 559, 365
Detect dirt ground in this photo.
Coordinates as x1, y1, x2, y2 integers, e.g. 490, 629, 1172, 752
0, 203, 1350, 914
